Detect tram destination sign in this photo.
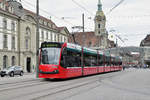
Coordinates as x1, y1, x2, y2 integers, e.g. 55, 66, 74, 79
41, 43, 62, 48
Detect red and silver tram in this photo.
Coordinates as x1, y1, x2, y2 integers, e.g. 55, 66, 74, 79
38, 42, 122, 79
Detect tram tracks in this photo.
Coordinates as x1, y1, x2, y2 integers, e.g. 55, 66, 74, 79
32, 79, 100, 100
9, 76, 99, 100
14, 71, 124, 100
0, 78, 37, 86
31, 71, 128, 100
0, 79, 49, 92
0, 71, 125, 100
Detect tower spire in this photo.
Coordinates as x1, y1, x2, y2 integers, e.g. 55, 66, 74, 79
98, 0, 102, 11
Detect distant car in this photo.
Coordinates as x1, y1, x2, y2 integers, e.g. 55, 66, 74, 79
0, 66, 24, 77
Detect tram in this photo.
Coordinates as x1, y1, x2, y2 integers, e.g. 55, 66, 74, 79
38, 42, 122, 79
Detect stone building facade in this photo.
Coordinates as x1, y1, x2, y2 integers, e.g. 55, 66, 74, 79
140, 35, 150, 66
0, 0, 70, 72
0, 0, 19, 70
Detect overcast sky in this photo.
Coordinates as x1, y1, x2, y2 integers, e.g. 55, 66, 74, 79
20, 0, 150, 47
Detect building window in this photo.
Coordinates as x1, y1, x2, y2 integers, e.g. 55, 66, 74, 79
89, 42, 92, 47
98, 31, 100, 34
41, 30, 44, 39
26, 27, 31, 35
25, 39, 29, 49
11, 21, 15, 31
61, 36, 62, 42
54, 34, 56, 42
44, 21, 47, 26
12, 36, 15, 49
3, 35, 8, 48
2, 3, 5, 10
12, 56, 16, 66
103, 17, 106, 20
10, 7, 14, 13
46, 32, 48, 39
3, 55, 8, 69
49, 33, 51, 40
64, 37, 66, 42
3, 18, 7, 29
58, 34, 60, 42
98, 24, 100, 28
51, 33, 52, 41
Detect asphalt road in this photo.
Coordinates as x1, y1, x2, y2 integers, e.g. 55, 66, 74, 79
0, 68, 150, 100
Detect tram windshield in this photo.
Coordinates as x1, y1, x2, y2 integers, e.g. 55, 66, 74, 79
41, 48, 61, 65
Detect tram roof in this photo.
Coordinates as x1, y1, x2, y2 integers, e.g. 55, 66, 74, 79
66, 43, 104, 55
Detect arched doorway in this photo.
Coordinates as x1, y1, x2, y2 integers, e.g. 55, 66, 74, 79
26, 57, 31, 73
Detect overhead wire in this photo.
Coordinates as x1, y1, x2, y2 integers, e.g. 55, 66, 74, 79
22, 0, 97, 32
71, 0, 94, 16
106, 0, 125, 15
22, 0, 149, 48
70, 0, 149, 48
22, 0, 76, 26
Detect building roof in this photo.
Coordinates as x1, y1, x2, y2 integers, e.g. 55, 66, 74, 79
140, 34, 150, 46
24, 9, 57, 30
69, 31, 100, 47
0, 0, 69, 33
0, 0, 19, 17
57, 27, 65, 31
69, 31, 116, 48
24, 9, 70, 33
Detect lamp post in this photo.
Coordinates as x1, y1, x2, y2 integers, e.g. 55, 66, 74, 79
36, 0, 39, 78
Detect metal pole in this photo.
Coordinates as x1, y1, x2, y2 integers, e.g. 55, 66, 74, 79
71, 28, 76, 44
36, 0, 39, 78
82, 13, 85, 46
116, 38, 118, 57
81, 13, 84, 76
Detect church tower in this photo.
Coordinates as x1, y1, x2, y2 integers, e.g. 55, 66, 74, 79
94, 0, 108, 48
94, 0, 106, 36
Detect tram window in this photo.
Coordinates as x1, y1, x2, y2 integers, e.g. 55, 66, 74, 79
41, 49, 49, 64
111, 59, 115, 66
84, 55, 90, 66
102, 56, 106, 66
120, 62, 122, 65
115, 62, 118, 66
97, 55, 103, 66
111, 58, 114, 66
106, 56, 110, 66
84, 53, 97, 67
60, 48, 66, 68
114, 61, 116, 66
105, 57, 108, 66
61, 48, 81, 68
108, 57, 111, 66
